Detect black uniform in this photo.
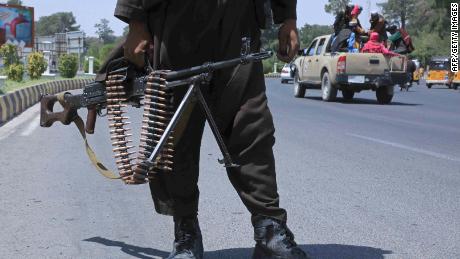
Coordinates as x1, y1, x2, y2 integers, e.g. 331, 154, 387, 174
333, 10, 351, 36
114, 0, 296, 224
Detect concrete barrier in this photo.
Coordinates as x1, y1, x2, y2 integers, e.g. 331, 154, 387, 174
0, 78, 94, 126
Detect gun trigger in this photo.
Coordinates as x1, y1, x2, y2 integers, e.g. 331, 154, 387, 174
97, 108, 108, 117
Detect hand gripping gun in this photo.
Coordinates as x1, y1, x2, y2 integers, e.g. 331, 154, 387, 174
40, 39, 273, 184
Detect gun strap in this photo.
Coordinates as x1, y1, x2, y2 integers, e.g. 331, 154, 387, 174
56, 92, 120, 179
55, 92, 119, 180
73, 115, 121, 180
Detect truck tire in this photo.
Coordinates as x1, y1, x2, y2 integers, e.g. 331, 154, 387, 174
342, 89, 354, 101
453, 84, 459, 90
321, 72, 337, 102
427, 84, 432, 89
294, 70, 306, 98
376, 85, 394, 104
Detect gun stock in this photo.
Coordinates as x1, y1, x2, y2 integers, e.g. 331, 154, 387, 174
40, 93, 78, 128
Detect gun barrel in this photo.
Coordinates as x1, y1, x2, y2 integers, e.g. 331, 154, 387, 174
165, 51, 273, 81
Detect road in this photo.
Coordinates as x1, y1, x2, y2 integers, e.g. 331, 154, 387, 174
0, 79, 459, 259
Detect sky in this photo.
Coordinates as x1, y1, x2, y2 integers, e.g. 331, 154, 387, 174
21, 0, 384, 37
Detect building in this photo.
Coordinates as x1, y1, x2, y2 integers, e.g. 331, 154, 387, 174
34, 31, 85, 72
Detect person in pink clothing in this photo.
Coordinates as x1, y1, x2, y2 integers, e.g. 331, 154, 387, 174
362, 32, 399, 56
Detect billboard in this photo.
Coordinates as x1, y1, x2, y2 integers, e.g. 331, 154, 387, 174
0, 4, 34, 48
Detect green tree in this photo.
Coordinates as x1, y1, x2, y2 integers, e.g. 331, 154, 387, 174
434, 0, 450, 8
378, 0, 417, 29
84, 37, 102, 58
406, 0, 450, 39
58, 54, 78, 78
98, 43, 116, 62
27, 52, 47, 80
95, 19, 116, 44
411, 33, 449, 65
7, 0, 23, 5
35, 12, 80, 36
0, 44, 19, 68
299, 24, 333, 48
324, 0, 350, 15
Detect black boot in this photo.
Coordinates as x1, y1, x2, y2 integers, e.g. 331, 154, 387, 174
167, 216, 203, 259
252, 218, 310, 259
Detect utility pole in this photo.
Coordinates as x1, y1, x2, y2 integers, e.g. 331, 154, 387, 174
401, 0, 406, 29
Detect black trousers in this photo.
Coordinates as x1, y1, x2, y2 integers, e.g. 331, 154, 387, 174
145, 0, 287, 224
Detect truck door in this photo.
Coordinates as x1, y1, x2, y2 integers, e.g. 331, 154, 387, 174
299, 39, 318, 81
309, 38, 326, 82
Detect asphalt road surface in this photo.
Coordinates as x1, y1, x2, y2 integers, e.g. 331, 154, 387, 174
1, 79, 459, 259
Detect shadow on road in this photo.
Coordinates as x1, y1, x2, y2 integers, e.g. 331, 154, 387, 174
304, 96, 421, 106
83, 237, 169, 259
83, 236, 392, 259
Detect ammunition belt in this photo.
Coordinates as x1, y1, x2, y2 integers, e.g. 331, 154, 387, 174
106, 70, 175, 184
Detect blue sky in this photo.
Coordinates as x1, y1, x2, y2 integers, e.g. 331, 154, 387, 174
22, 0, 384, 37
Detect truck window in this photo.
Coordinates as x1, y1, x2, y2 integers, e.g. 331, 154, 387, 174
306, 40, 318, 56
316, 38, 326, 55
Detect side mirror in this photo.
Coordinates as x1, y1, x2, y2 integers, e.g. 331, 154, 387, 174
289, 64, 296, 77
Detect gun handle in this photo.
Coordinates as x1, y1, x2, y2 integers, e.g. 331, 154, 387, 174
40, 93, 77, 127
85, 106, 97, 134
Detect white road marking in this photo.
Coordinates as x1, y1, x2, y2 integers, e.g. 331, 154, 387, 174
348, 133, 460, 163
20, 115, 40, 136
0, 104, 40, 141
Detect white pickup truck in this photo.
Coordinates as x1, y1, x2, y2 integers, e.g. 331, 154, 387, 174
292, 34, 407, 104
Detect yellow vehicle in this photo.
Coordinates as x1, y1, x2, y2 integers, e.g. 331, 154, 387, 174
412, 60, 421, 85
426, 57, 454, 89
413, 70, 421, 83
453, 71, 460, 90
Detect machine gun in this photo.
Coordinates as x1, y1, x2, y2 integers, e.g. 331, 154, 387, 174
40, 40, 272, 184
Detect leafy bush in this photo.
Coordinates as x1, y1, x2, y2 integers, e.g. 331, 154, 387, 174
58, 54, 78, 78
7, 63, 24, 82
0, 44, 20, 68
263, 59, 285, 75
27, 52, 48, 80
83, 57, 101, 73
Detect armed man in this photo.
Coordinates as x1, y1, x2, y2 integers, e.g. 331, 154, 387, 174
113, 0, 309, 258
369, 11, 389, 47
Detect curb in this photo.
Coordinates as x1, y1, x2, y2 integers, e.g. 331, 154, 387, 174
0, 78, 94, 126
